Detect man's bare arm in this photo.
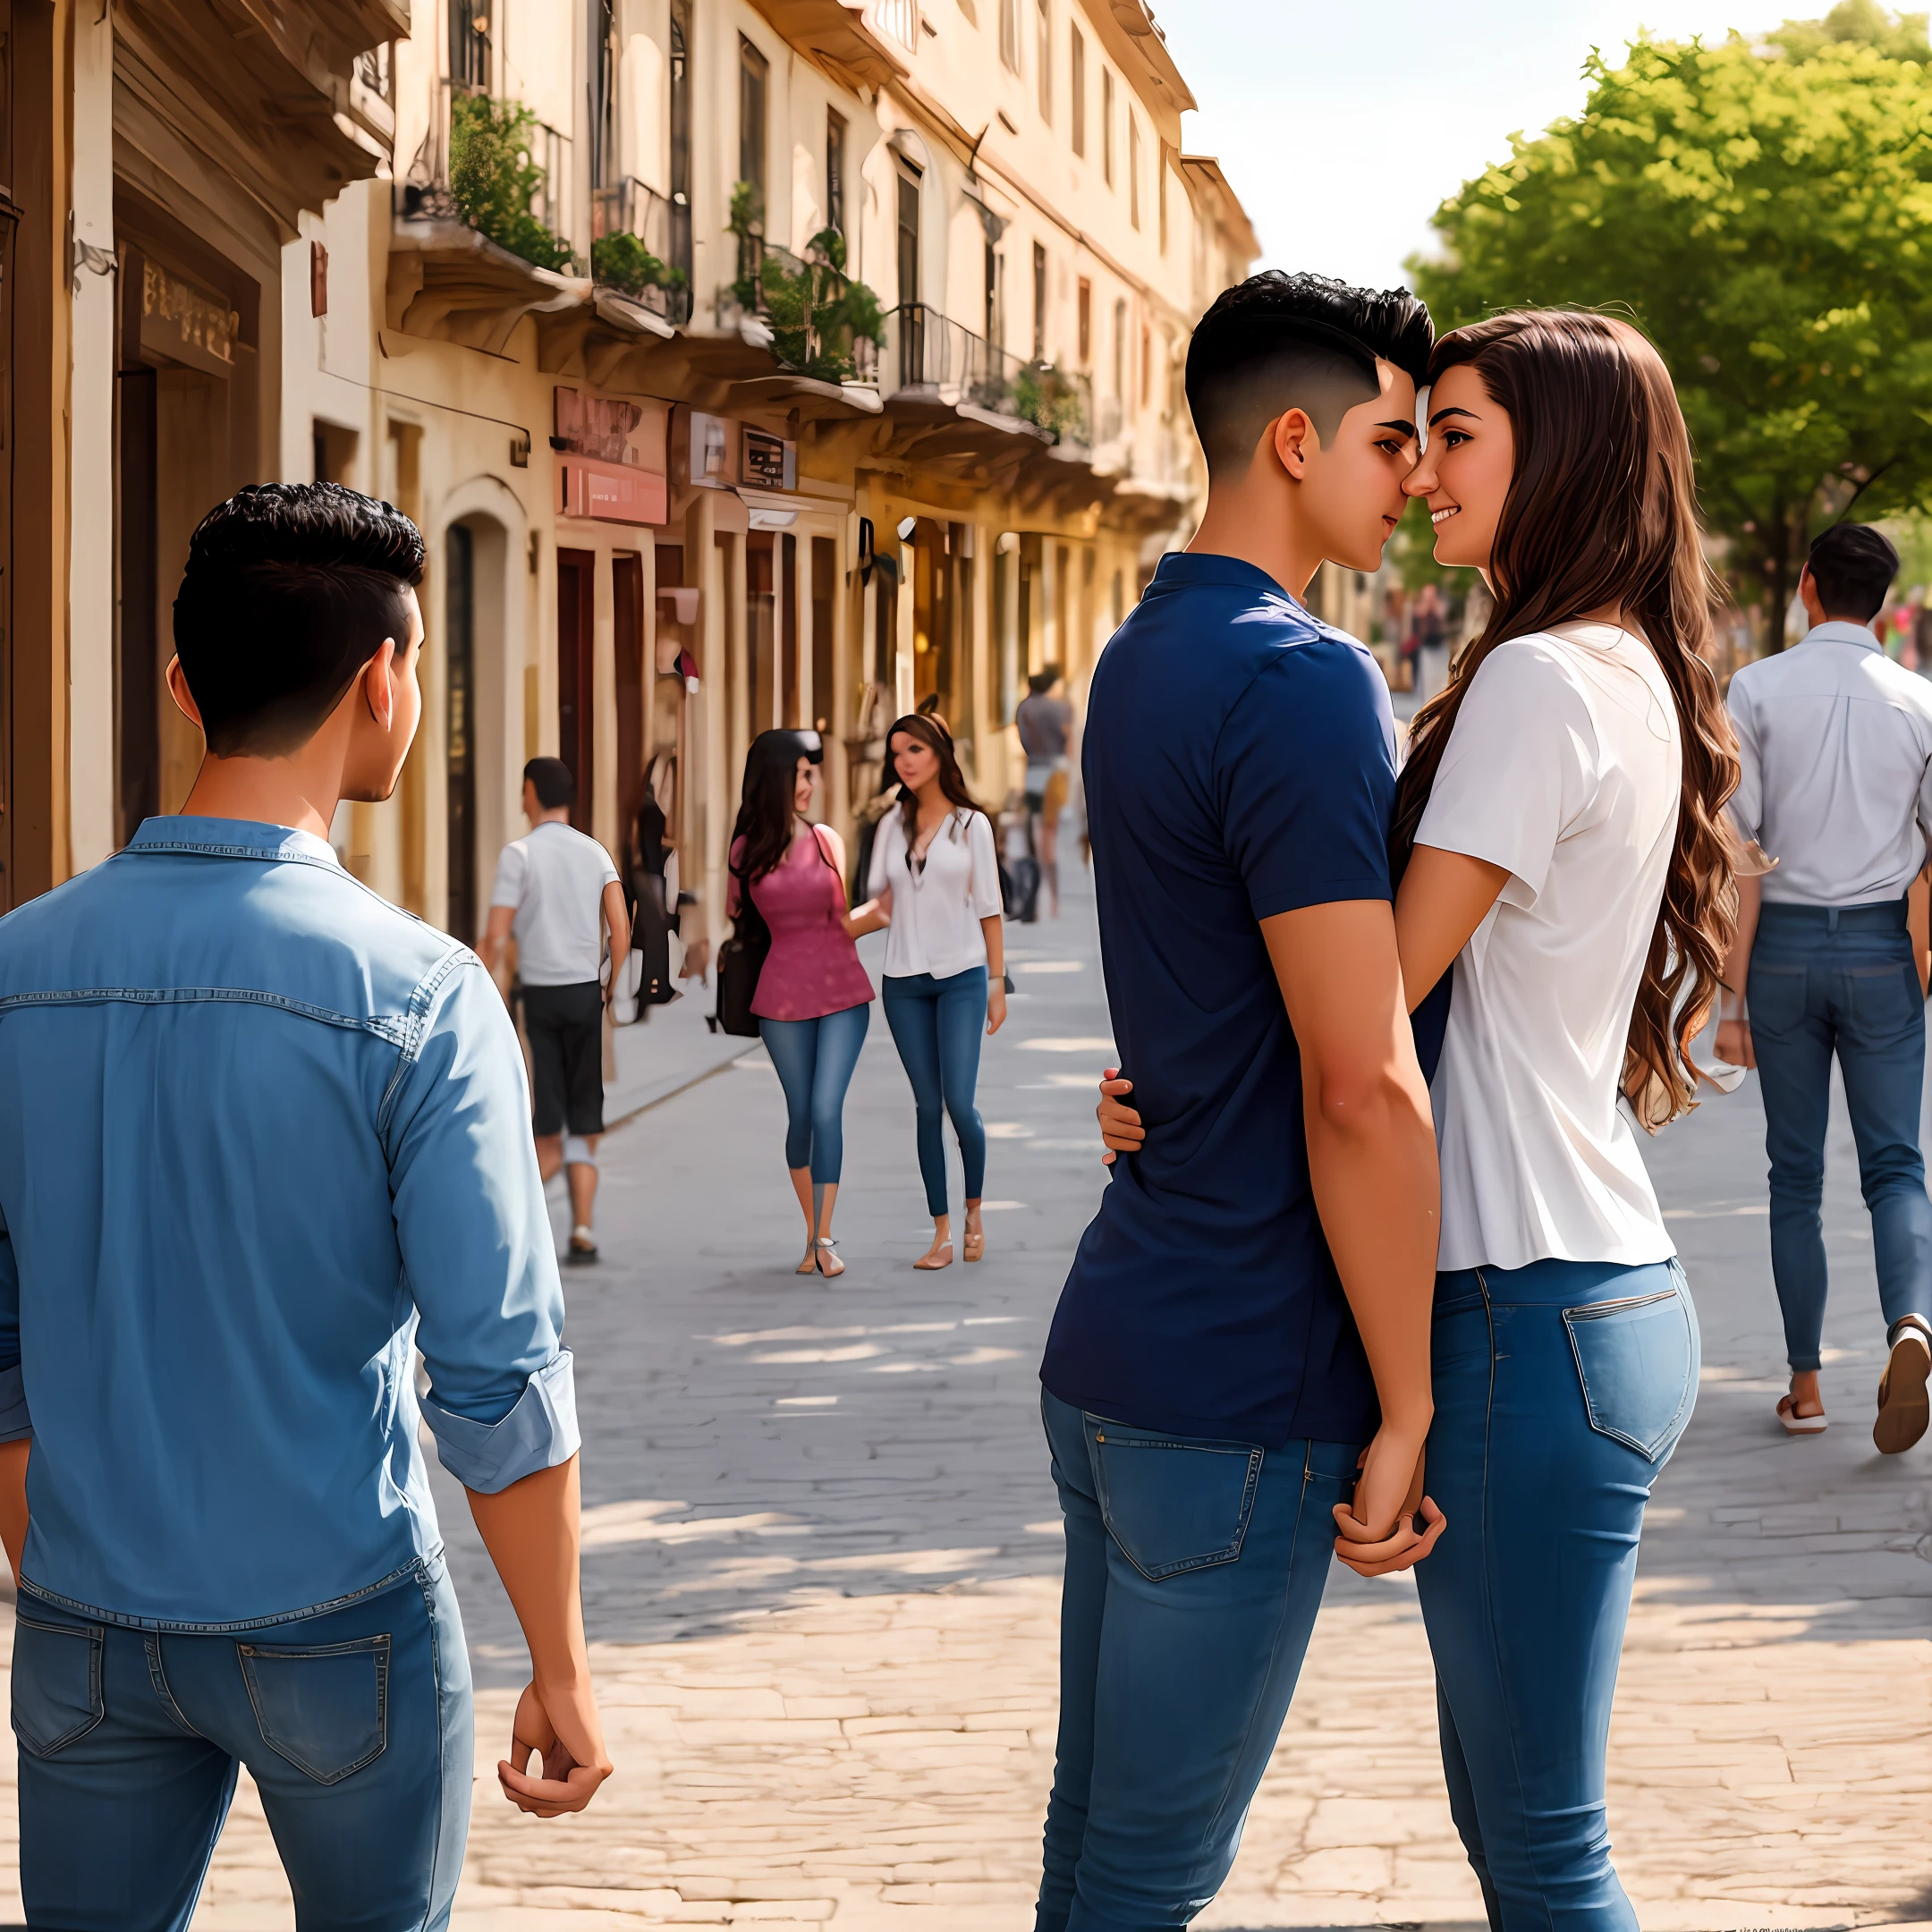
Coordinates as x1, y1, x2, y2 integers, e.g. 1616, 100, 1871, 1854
480, 903, 516, 998
600, 880, 631, 987
466, 1456, 614, 1817
0, 1436, 26, 1584
1263, 900, 1442, 1556
1716, 869, 1762, 1069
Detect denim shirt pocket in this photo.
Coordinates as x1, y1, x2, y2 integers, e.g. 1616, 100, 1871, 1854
1085, 1414, 1264, 1582
1562, 1271, 1699, 1463
237, 1632, 391, 1784
12, 1611, 106, 1757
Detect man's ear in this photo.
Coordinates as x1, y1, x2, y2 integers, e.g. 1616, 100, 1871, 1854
1270, 407, 1318, 481
360, 640, 398, 733
165, 656, 203, 729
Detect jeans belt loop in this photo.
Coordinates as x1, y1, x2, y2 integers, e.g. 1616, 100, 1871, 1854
1827, 907, 1840, 935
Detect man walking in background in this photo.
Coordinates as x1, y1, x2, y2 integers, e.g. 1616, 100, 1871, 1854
1720, 521, 1932, 1453
485, 757, 631, 1265
0, 484, 607, 1929
1016, 666, 1075, 916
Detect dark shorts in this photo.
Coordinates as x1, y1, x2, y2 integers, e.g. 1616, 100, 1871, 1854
522, 980, 606, 1137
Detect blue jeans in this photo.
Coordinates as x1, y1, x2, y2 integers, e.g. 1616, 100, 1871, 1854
759, 1002, 870, 1183
1036, 1387, 1360, 1932
1417, 1258, 1699, 1930
1748, 899, 1932, 1370
13, 1555, 471, 1931
881, 968, 988, 1215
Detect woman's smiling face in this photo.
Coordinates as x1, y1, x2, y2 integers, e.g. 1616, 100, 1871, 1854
1403, 362, 1515, 576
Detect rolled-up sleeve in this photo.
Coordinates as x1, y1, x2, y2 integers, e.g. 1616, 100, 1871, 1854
0, 1204, 27, 1444
968, 812, 1002, 919
385, 957, 579, 1492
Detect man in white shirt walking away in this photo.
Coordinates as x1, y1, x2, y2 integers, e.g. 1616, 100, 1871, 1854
483, 758, 630, 1264
1720, 521, 1932, 1453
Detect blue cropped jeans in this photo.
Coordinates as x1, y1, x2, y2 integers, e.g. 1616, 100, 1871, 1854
881, 967, 988, 1216
13, 1555, 471, 1932
1417, 1257, 1699, 1931
1746, 898, 1932, 1370
759, 1002, 870, 1184
1035, 1387, 1362, 1931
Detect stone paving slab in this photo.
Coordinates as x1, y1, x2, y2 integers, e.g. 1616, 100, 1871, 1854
0, 861, 1926, 1926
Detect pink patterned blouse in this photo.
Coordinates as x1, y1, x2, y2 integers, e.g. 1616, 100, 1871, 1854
729, 827, 875, 1022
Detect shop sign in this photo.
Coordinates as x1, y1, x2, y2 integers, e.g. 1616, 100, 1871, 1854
140, 261, 239, 377
556, 457, 668, 526
552, 388, 668, 473
741, 428, 796, 491
681, 411, 738, 487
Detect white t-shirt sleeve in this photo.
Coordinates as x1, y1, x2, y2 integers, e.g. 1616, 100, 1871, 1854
1725, 675, 1764, 846
488, 840, 528, 911
968, 812, 1002, 919
592, 842, 620, 891
1416, 640, 1598, 908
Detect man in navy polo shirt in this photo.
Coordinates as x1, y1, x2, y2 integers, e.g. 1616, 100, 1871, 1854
1034, 273, 1444, 1930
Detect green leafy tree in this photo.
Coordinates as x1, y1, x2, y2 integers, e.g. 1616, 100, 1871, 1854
449, 95, 575, 275
1412, 10, 1932, 648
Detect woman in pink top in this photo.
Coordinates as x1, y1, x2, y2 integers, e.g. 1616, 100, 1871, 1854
728, 731, 888, 1276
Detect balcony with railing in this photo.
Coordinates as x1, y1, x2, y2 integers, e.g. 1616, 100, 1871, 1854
590, 175, 692, 326
879, 305, 1091, 453
718, 209, 883, 386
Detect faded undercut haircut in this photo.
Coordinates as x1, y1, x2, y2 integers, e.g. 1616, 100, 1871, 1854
1184, 271, 1434, 478
173, 482, 426, 758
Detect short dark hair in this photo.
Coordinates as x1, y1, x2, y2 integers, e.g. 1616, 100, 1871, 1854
1027, 666, 1063, 696
1185, 271, 1434, 477
172, 483, 425, 757
524, 757, 577, 810
1807, 521, 1899, 623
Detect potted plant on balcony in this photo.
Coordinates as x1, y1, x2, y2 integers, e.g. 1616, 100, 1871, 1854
590, 232, 689, 304
449, 94, 575, 274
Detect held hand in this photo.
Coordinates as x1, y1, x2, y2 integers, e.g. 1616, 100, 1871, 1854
1096, 1068, 1144, 1167
1334, 1495, 1446, 1577
498, 1677, 614, 1818
987, 984, 1007, 1036
1715, 1017, 1755, 1070
1332, 1428, 1443, 1573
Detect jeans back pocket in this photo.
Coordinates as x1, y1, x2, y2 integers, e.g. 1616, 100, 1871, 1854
237, 1633, 390, 1784
1563, 1273, 1699, 1463
1085, 1414, 1264, 1581
13, 1610, 105, 1758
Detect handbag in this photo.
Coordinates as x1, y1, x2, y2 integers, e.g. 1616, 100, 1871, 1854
713, 874, 769, 1038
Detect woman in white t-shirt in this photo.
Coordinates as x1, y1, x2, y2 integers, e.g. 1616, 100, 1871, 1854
1386, 311, 1741, 1924
869, 714, 1007, 1269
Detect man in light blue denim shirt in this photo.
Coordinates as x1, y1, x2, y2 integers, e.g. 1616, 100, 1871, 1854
0, 484, 611, 1930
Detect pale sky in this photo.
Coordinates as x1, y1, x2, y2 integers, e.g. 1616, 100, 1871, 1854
1156, 0, 1786, 290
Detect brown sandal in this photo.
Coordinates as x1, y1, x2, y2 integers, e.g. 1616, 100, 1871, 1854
1874, 1323, 1930, 1454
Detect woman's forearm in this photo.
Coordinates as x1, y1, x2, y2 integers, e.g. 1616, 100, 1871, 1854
843, 898, 890, 940
980, 914, 1004, 979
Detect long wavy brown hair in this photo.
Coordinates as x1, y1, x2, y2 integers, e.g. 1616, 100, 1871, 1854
1390, 309, 1740, 1127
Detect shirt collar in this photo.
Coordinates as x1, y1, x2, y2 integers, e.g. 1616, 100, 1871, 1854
1801, 619, 1882, 653
123, 817, 342, 867
1149, 550, 1307, 609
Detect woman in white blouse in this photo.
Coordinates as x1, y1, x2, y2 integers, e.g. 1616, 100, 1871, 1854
869, 714, 1007, 1269
1385, 311, 1741, 1927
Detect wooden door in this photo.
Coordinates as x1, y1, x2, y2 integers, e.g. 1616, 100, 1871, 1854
556, 548, 596, 830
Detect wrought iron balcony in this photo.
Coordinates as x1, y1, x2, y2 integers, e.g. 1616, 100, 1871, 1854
724, 232, 881, 385
589, 175, 693, 325
882, 306, 1090, 449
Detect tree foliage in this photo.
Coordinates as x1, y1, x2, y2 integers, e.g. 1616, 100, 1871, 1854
1411, 10, 1932, 647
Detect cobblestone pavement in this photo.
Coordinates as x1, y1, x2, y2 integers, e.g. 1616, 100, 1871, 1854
0, 858, 1928, 1928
